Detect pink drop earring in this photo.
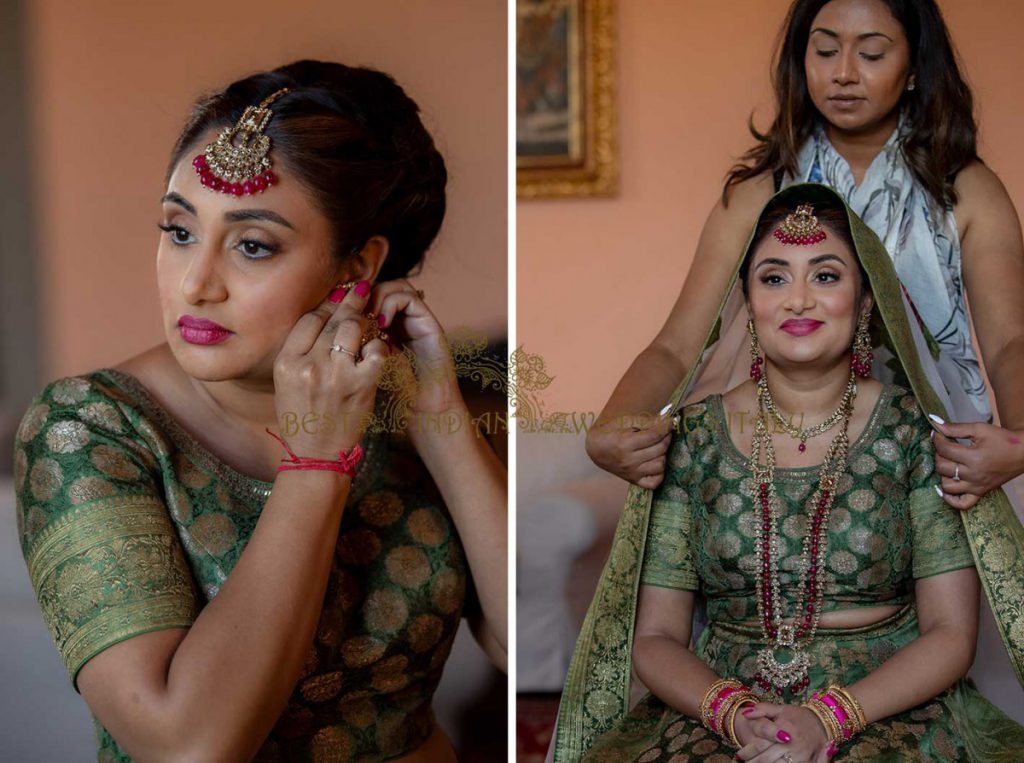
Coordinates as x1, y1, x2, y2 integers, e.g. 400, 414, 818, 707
748, 318, 764, 382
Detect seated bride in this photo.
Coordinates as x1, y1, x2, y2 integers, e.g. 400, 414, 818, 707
553, 184, 1024, 762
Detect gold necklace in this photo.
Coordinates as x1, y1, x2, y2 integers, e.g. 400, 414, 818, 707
761, 379, 857, 453
750, 370, 856, 699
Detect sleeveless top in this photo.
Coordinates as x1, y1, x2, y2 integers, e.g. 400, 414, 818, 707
780, 119, 991, 424
13, 368, 472, 762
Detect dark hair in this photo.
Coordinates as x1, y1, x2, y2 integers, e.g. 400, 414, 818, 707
168, 60, 447, 282
724, 0, 977, 209
739, 195, 867, 299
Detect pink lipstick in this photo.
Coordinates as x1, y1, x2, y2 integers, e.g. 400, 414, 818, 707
780, 318, 824, 337
178, 315, 232, 345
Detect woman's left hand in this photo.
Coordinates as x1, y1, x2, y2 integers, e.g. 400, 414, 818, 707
367, 280, 466, 417
930, 418, 1024, 510
738, 703, 831, 763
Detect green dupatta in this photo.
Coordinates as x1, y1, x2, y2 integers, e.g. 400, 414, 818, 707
552, 183, 1024, 762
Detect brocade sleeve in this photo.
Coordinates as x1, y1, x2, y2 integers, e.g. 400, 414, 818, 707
13, 376, 198, 692
905, 407, 975, 579
640, 424, 699, 591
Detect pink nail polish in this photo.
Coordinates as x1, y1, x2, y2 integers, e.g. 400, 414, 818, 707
776, 730, 791, 743
378, 314, 387, 328
741, 708, 754, 715
827, 741, 837, 757
328, 287, 348, 303
355, 280, 371, 297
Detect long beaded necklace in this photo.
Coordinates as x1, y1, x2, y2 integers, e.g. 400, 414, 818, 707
750, 369, 857, 699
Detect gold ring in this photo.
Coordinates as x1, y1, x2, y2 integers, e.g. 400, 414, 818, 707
954, 463, 961, 481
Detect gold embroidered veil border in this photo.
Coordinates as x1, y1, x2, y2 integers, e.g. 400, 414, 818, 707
551, 183, 1024, 762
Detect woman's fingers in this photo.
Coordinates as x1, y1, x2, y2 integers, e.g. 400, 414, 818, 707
632, 455, 668, 479
279, 302, 341, 359
620, 411, 677, 447
940, 490, 982, 511
314, 280, 372, 359
365, 278, 421, 315
930, 427, 977, 463
737, 740, 789, 762
739, 703, 772, 720
747, 714, 788, 744
371, 284, 441, 347
634, 473, 665, 490
624, 430, 672, 466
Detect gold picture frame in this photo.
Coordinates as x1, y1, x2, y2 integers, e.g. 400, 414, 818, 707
516, 0, 617, 199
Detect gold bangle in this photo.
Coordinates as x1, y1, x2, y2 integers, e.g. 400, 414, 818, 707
827, 685, 867, 733
802, 697, 842, 745
698, 678, 743, 732
724, 696, 757, 748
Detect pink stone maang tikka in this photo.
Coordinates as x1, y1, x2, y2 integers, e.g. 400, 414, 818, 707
192, 88, 291, 196
774, 203, 827, 246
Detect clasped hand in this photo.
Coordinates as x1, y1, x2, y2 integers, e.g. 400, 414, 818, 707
735, 703, 832, 763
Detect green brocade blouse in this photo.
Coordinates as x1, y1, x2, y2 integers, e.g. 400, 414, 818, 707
641, 383, 975, 618
13, 369, 471, 762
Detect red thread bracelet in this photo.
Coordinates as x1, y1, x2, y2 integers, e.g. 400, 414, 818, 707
264, 428, 364, 477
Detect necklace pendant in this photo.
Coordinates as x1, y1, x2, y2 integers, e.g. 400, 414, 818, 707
798, 441, 807, 453
755, 644, 810, 694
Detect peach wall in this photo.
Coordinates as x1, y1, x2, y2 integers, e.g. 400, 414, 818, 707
518, 0, 1024, 416
26, 0, 507, 380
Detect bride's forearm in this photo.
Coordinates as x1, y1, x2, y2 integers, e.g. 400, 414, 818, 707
846, 623, 975, 723
633, 633, 721, 719
846, 568, 979, 725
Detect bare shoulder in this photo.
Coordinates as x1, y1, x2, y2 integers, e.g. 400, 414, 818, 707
953, 160, 1022, 237
715, 172, 776, 221
954, 160, 1009, 198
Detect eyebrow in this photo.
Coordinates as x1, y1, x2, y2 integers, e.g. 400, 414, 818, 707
161, 192, 195, 215
223, 209, 296, 230
160, 192, 296, 231
755, 254, 848, 269
810, 27, 894, 43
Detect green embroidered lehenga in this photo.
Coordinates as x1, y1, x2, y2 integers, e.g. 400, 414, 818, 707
14, 367, 471, 762
553, 185, 1024, 762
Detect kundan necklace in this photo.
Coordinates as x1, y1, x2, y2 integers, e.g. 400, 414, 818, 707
750, 369, 857, 698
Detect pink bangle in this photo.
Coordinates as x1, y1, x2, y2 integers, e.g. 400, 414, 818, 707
812, 691, 852, 740
265, 428, 364, 477
709, 686, 740, 731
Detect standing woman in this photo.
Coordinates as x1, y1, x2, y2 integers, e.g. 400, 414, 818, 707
13, 60, 506, 762
586, 0, 1024, 517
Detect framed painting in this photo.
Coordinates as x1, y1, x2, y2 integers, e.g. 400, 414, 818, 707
516, 0, 617, 199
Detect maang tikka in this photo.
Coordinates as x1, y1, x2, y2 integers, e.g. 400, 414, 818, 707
774, 204, 827, 246
192, 88, 291, 196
